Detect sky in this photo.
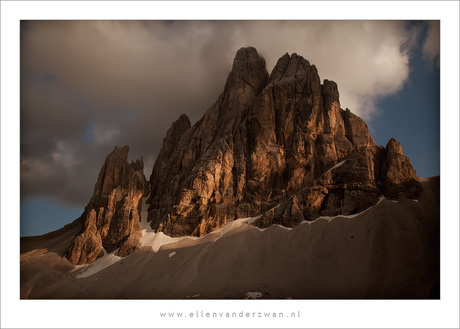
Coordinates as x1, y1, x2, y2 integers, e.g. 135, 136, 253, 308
19, 20, 440, 237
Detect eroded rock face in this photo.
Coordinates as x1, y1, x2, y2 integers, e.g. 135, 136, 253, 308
255, 138, 421, 228
147, 47, 421, 236
67, 146, 147, 265
254, 146, 384, 228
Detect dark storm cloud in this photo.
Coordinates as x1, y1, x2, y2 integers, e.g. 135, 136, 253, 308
20, 20, 425, 208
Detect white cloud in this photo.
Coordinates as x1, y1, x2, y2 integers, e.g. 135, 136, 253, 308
230, 21, 413, 120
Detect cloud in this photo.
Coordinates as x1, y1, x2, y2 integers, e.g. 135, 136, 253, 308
20, 20, 423, 208
86, 123, 121, 145
21, 21, 415, 120
422, 21, 440, 67
51, 140, 79, 170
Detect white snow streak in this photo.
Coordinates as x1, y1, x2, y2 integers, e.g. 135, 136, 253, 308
243, 214, 263, 225
139, 209, 198, 252
212, 215, 262, 242
329, 160, 346, 171
319, 160, 346, 179
274, 224, 294, 231
75, 249, 122, 279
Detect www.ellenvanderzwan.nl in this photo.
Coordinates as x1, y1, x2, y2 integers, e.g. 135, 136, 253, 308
160, 310, 301, 319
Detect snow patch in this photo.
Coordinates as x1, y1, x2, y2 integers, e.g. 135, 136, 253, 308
274, 224, 293, 230
168, 251, 176, 258
212, 215, 262, 242
245, 291, 263, 299
243, 214, 263, 225
71, 264, 86, 273
139, 206, 198, 252
75, 249, 122, 279
141, 231, 190, 253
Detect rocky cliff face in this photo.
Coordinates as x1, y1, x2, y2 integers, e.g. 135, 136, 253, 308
146, 47, 421, 237
66, 146, 147, 265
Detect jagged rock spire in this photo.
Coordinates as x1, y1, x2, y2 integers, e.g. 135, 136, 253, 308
67, 145, 147, 265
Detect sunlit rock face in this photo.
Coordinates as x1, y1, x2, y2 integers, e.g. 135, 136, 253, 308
67, 146, 147, 265
146, 47, 420, 237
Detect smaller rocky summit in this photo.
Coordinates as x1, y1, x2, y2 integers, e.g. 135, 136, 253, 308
66, 146, 147, 265
381, 138, 421, 199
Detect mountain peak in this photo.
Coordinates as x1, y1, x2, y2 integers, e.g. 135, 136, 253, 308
386, 137, 404, 154
225, 46, 269, 97
234, 46, 262, 63
269, 51, 312, 82
144, 48, 422, 237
